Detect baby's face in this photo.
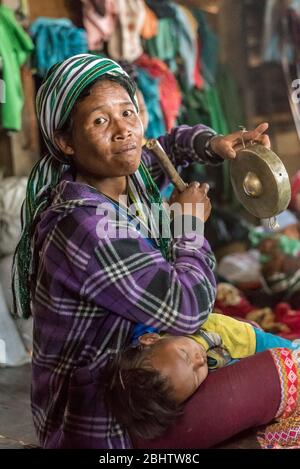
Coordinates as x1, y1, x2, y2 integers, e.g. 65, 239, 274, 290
149, 336, 208, 403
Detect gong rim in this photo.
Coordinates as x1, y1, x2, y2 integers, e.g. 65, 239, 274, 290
230, 144, 291, 218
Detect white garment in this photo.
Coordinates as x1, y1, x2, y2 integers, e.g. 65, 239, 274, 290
108, 0, 146, 61
0, 281, 30, 367
0, 176, 27, 256
217, 249, 262, 285
0, 254, 33, 353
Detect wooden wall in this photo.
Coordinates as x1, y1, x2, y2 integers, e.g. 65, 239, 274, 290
27, 0, 71, 21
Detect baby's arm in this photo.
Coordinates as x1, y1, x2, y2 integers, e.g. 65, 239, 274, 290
254, 328, 299, 353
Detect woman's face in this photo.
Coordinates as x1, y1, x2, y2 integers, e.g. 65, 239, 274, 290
58, 80, 143, 180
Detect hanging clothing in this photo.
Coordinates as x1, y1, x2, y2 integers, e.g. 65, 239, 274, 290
192, 8, 219, 86
177, 5, 203, 89
144, 3, 201, 89
136, 67, 166, 138
143, 18, 178, 72
29, 18, 88, 77
0, 5, 34, 131
80, 0, 118, 51
135, 54, 182, 131
145, 0, 176, 19
194, 38, 205, 89
140, 2, 158, 40
173, 4, 199, 90
107, 0, 146, 62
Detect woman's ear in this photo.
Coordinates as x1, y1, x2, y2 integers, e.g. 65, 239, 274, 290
138, 333, 161, 346
54, 131, 75, 156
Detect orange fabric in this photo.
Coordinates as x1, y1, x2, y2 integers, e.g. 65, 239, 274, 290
140, 3, 158, 39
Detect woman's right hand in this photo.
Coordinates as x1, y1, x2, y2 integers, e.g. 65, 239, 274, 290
170, 182, 211, 222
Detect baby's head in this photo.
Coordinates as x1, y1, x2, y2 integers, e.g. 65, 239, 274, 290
260, 210, 300, 240
104, 333, 208, 440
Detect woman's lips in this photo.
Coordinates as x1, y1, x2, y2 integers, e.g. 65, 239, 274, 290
114, 145, 137, 155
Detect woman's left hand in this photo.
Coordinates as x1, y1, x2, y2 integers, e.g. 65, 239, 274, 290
210, 122, 271, 160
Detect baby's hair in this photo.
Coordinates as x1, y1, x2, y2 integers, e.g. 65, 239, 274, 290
104, 345, 183, 440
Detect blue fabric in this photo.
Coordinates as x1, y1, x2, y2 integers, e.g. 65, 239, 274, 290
173, 4, 197, 89
136, 67, 166, 139
254, 328, 299, 353
131, 324, 159, 345
29, 17, 88, 77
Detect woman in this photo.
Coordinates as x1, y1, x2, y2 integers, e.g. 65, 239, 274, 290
12, 54, 270, 449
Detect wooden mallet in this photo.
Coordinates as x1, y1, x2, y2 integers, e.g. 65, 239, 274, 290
145, 139, 187, 193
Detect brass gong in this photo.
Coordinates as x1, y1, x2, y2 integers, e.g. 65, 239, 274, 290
230, 144, 291, 219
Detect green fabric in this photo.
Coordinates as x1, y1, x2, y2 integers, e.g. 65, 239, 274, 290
215, 64, 246, 206
250, 230, 300, 258
178, 85, 232, 203
138, 160, 171, 261
203, 85, 229, 136
203, 85, 231, 203
177, 87, 211, 127
0, 5, 34, 131
216, 63, 245, 134
143, 18, 178, 73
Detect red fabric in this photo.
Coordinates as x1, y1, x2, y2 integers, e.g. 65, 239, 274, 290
194, 39, 204, 89
275, 302, 300, 340
135, 54, 182, 130
214, 297, 253, 318
133, 351, 281, 449
290, 170, 300, 209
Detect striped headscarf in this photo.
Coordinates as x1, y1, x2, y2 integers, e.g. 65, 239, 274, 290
12, 54, 167, 319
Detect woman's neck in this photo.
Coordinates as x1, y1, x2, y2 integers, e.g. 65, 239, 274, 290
76, 174, 128, 201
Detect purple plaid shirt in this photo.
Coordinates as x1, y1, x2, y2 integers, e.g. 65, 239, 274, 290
31, 125, 219, 448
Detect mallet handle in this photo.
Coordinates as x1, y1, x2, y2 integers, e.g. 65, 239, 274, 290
145, 139, 187, 193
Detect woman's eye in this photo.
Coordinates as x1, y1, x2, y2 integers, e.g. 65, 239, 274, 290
123, 110, 134, 117
94, 117, 106, 125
